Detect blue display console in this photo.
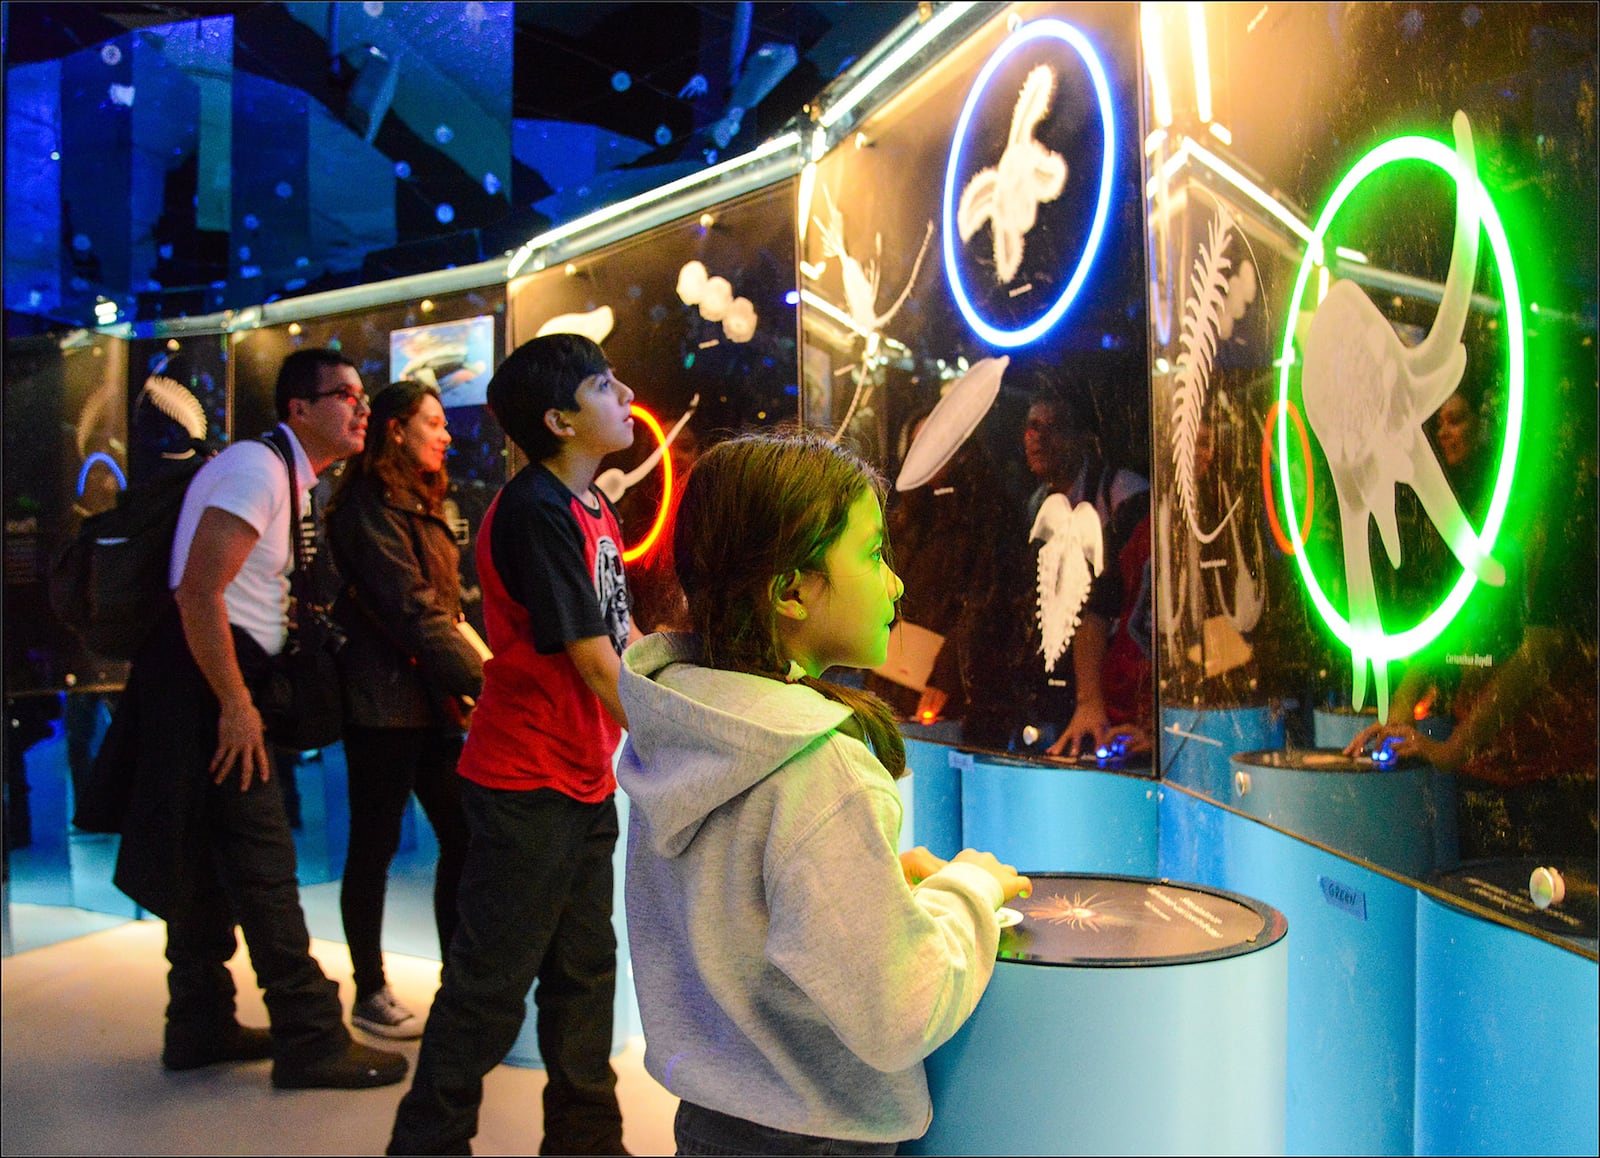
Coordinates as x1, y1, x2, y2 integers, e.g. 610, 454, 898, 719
907, 873, 1288, 1156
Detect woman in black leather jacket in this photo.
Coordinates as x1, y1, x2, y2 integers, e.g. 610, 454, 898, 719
325, 379, 484, 1040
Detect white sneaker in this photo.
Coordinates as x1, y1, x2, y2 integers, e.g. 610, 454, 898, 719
352, 986, 423, 1040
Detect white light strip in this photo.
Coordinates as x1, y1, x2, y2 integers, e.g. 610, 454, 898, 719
1187, 3, 1212, 124
799, 289, 908, 352
1144, 128, 1168, 155
506, 132, 802, 279
1184, 137, 1320, 258
1141, 4, 1173, 129
1334, 245, 1369, 264
819, 2, 977, 129
1207, 121, 1232, 146
801, 289, 869, 337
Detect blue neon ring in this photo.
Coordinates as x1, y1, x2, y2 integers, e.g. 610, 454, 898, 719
942, 18, 1116, 348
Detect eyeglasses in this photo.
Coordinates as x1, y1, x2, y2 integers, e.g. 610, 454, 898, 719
313, 387, 371, 414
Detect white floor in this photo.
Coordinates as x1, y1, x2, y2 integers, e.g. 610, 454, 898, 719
0, 913, 679, 1156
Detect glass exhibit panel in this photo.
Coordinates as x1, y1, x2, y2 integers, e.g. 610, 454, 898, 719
1142, 2, 1597, 909
229, 286, 508, 635
506, 180, 800, 634
3, 330, 131, 696
799, 3, 1153, 766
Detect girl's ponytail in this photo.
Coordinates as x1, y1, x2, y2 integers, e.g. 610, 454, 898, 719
797, 676, 907, 779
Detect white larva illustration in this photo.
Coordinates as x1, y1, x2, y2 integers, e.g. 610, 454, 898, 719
1171, 205, 1246, 545
956, 63, 1069, 285
676, 261, 758, 343
536, 305, 615, 344
1030, 493, 1104, 672
1300, 110, 1504, 719
811, 184, 934, 439
594, 395, 700, 505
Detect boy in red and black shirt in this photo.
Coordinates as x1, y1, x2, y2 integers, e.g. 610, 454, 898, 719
390, 333, 637, 1156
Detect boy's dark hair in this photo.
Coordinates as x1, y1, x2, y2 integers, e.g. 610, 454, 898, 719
275, 348, 359, 420
486, 333, 610, 461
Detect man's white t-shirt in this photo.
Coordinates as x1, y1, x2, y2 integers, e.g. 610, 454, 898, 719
168, 424, 316, 657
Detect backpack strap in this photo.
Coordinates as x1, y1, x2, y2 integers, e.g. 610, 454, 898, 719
258, 427, 314, 632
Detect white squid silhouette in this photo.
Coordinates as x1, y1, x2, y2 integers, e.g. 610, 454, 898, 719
1030, 494, 1103, 672
957, 64, 1069, 285
1300, 110, 1504, 719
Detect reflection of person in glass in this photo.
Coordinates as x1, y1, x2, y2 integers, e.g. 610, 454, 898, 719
1347, 384, 1597, 860
866, 405, 1013, 726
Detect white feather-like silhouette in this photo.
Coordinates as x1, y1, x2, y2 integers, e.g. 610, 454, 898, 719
1300, 110, 1504, 720
957, 64, 1068, 285
1030, 494, 1103, 671
1171, 207, 1243, 545
140, 375, 207, 441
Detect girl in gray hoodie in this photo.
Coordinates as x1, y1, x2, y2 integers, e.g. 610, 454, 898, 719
617, 429, 1030, 1155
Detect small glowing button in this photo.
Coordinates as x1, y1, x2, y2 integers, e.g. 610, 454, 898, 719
1529, 866, 1567, 910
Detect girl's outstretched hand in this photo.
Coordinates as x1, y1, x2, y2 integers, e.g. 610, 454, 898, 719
900, 845, 948, 887
953, 849, 1032, 902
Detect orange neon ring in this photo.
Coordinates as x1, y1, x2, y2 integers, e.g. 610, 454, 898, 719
1260, 399, 1315, 556
622, 404, 672, 563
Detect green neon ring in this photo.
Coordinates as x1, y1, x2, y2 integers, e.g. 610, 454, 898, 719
1276, 133, 1524, 663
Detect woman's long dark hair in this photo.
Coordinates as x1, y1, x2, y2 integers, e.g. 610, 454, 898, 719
672, 427, 906, 777
331, 379, 449, 514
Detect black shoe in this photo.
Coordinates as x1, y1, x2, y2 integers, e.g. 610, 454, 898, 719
272, 1040, 409, 1090
163, 1024, 274, 1071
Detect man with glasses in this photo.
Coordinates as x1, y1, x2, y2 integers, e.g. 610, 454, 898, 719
102, 348, 408, 1090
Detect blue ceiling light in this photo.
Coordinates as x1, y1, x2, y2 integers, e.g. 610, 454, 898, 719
941, 17, 1116, 349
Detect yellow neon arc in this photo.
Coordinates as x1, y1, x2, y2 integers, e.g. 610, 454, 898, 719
1276, 133, 1525, 663
622, 405, 674, 563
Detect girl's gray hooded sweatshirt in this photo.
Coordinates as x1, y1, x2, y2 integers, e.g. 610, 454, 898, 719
617, 632, 1003, 1143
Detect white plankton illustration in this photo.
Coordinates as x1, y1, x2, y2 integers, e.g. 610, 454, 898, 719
956, 63, 1069, 286
811, 184, 934, 439
1300, 110, 1505, 719
1030, 493, 1104, 671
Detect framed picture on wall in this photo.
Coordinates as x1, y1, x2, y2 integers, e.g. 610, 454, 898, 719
389, 315, 496, 408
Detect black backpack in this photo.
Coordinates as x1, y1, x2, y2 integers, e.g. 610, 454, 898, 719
47, 454, 208, 661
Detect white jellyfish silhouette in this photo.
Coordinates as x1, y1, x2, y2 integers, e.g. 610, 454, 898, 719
1300, 110, 1505, 719
722, 297, 758, 343
956, 64, 1069, 285
1030, 494, 1104, 672
676, 260, 709, 305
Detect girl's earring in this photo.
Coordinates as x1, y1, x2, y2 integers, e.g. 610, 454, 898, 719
784, 660, 805, 683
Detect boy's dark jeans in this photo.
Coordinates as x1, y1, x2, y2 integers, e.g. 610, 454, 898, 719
388, 782, 623, 1156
